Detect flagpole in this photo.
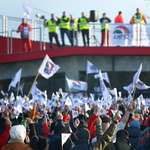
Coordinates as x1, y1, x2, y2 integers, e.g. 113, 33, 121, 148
132, 83, 137, 103
69, 88, 72, 95
62, 146, 63, 150
25, 4, 51, 15
27, 72, 40, 100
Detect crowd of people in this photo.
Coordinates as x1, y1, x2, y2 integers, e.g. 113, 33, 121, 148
0, 90, 150, 150
16, 8, 147, 52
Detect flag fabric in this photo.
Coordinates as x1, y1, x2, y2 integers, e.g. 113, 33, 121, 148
98, 108, 108, 116
85, 103, 91, 112
133, 63, 142, 87
31, 81, 37, 98
22, 100, 29, 110
12, 105, 22, 116
23, 4, 32, 18
99, 70, 110, 101
65, 97, 72, 106
123, 83, 134, 95
8, 68, 22, 91
38, 55, 60, 79
86, 60, 99, 74
66, 77, 88, 91
102, 72, 110, 85
37, 88, 45, 96
61, 133, 71, 146
136, 79, 150, 90
72, 110, 78, 118
72, 99, 83, 107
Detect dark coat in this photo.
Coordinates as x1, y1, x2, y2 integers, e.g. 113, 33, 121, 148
126, 126, 141, 148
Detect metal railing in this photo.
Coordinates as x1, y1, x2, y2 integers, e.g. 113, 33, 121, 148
1, 15, 150, 55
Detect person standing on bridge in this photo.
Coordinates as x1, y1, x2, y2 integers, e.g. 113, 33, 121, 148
44, 14, 61, 49
115, 11, 124, 23
17, 18, 32, 52
130, 8, 147, 24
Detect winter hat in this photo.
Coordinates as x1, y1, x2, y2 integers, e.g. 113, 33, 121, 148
10, 125, 26, 141
101, 116, 111, 123
130, 120, 140, 129
77, 127, 90, 140
30, 135, 50, 150
116, 130, 129, 139
134, 114, 140, 118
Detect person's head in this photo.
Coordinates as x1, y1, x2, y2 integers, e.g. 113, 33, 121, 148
101, 116, 111, 133
51, 13, 55, 19
71, 15, 75, 20
30, 135, 50, 150
82, 12, 86, 17
137, 8, 141, 13
22, 18, 26, 24
54, 124, 65, 135
119, 11, 122, 15
116, 130, 129, 139
77, 127, 90, 141
10, 125, 26, 142
103, 13, 107, 18
63, 11, 67, 17
57, 101, 60, 107
130, 120, 140, 129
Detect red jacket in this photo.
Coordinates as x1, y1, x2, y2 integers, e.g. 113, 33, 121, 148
0, 126, 11, 150
18, 23, 32, 35
115, 14, 124, 23
43, 123, 53, 138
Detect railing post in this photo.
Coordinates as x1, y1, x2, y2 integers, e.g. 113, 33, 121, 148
7, 31, 9, 54
137, 23, 140, 47
40, 27, 42, 50
34, 21, 36, 41
5, 17, 8, 37
31, 20, 34, 41
105, 23, 107, 47
43, 26, 46, 50
3, 16, 5, 37
89, 27, 91, 46
76, 25, 78, 46
10, 31, 12, 54
92, 27, 94, 46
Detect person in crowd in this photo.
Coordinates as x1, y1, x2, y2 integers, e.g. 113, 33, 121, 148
115, 11, 124, 23
78, 12, 90, 47
17, 18, 32, 52
100, 13, 111, 47
57, 11, 73, 47
69, 15, 78, 45
130, 8, 147, 24
44, 13, 61, 49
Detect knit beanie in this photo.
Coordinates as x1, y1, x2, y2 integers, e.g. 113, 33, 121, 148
77, 127, 90, 140
116, 130, 129, 139
54, 124, 65, 135
30, 135, 50, 150
10, 125, 26, 141
130, 120, 140, 129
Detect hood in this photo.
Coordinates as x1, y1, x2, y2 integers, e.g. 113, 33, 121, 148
10, 125, 26, 141
47, 134, 59, 146
139, 127, 150, 137
126, 126, 141, 138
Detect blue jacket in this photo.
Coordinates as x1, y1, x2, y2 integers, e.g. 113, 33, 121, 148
47, 134, 59, 150
136, 137, 150, 150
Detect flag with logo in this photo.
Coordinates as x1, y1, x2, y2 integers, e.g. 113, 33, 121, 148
8, 68, 22, 91
136, 79, 150, 90
98, 108, 108, 116
86, 60, 99, 74
65, 97, 72, 106
85, 103, 91, 112
66, 77, 87, 91
102, 72, 110, 85
38, 55, 60, 79
61, 133, 71, 146
99, 70, 110, 101
72, 98, 83, 107
72, 110, 78, 118
23, 4, 32, 18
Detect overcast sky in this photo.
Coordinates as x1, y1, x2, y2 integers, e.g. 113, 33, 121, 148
1, 0, 150, 24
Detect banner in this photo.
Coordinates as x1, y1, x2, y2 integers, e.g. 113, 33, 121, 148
111, 24, 150, 46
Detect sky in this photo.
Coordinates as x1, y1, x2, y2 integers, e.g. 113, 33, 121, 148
1, 0, 150, 24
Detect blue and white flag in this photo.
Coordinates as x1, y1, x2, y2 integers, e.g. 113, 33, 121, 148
86, 60, 99, 74
23, 4, 32, 18
66, 77, 88, 91
38, 55, 60, 79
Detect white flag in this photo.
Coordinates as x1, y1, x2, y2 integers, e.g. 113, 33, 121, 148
102, 72, 110, 85
66, 77, 87, 91
98, 108, 108, 116
137, 79, 150, 90
22, 100, 29, 110
23, 4, 32, 18
8, 68, 22, 91
85, 103, 91, 112
133, 63, 142, 86
86, 60, 99, 74
37, 88, 45, 96
61, 133, 71, 146
38, 55, 60, 79
72, 99, 83, 107
99, 70, 110, 101
65, 97, 72, 106
123, 83, 134, 95
72, 110, 78, 118
12, 105, 22, 116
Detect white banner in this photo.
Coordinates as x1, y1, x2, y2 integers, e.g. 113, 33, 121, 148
111, 24, 150, 46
